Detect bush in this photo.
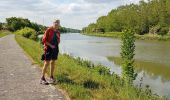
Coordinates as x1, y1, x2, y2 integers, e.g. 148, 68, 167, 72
121, 29, 137, 85
167, 30, 170, 36
15, 27, 38, 41
0, 23, 2, 30
157, 27, 169, 36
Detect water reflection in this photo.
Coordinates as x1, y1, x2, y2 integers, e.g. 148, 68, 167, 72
108, 57, 170, 82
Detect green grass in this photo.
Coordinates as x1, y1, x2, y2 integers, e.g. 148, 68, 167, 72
82, 32, 123, 38
82, 32, 170, 41
0, 30, 12, 37
135, 34, 170, 41
15, 35, 166, 100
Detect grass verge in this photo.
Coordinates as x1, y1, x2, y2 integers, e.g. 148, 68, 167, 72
15, 34, 165, 100
82, 32, 170, 41
0, 30, 12, 38
81, 32, 122, 38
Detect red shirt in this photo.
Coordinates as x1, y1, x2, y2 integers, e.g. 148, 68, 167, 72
42, 27, 60, 50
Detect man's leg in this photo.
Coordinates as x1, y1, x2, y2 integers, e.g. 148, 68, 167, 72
50, 60, 56, 78
40, 60, 50, 85
41, 60, 50, 79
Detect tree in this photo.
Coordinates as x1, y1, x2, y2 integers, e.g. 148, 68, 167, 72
30, 22, 41, 32
83, 0, 170, 35
0, 23, 2, 30
6, 17, 31, 31
120, 29, 137, 85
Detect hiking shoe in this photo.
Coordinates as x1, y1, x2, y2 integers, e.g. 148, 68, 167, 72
49, 77, 57, 84
40, 79, 49, 85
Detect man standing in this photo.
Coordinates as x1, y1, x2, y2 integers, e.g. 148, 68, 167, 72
40, 19, 60, 85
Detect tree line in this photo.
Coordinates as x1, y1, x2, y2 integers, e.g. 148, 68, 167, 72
82, 0, 170, 36
0, 17, 80, 34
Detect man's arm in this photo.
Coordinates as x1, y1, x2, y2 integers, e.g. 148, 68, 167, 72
42, 28, 55, 49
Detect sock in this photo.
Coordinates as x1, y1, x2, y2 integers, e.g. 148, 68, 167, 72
41, 76, 45, 80
50, 76, 54, 79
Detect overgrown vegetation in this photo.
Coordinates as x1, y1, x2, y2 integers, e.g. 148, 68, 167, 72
82, 0, 170, 36
15, 34, 165, 100
15, 27, 38, 41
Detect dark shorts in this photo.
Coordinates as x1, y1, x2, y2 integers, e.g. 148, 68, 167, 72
41, 46, 59, 61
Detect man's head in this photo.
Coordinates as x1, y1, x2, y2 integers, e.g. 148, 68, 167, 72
53, 19, 60, 29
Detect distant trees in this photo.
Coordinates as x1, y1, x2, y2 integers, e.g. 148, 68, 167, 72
6, 17, 46, 32
4, 17, 80, 33
83, 0, 170, 35
6, 17, 31, 31
60, 27, 81, 33
0, 23, 2, 30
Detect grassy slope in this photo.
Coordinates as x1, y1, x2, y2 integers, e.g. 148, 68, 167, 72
82, 32, 170, 41
0, 30, 12, 38
15, 35, 165, 100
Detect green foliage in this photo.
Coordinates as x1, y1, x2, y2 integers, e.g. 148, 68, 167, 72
59, 27, 80, 33
158, 26, 169, 36
82, 23, 97, 33
121, 29, 137, 85
6, 17, 47, 33
30, 22, 46, 32
6, 17, 32, 31
4, 17, 80, 34
15, 27, 38, 41
0, 23, 2, 30
75, 57, 95, 68
0, 30, 12, 38
83, 0, 170, 35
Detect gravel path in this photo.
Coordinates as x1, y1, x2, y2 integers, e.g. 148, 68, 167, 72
0, 35, 67, 100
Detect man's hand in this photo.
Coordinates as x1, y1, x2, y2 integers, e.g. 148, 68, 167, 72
46, 42, 55, 49
50, 45, 55, 49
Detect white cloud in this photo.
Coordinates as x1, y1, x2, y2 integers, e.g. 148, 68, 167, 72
0, 0, 142, 29
83, 0, 116, 4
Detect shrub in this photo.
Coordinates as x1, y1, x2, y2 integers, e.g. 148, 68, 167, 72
121, 29, 137, 85
157, 26, 169, 36
94, 64, 110, 75
15, 27, 38, 41
0, 23, 2, 30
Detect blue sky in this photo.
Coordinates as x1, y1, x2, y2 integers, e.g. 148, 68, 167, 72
0, 0, 142, 29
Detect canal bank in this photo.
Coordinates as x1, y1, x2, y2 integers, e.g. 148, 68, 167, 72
59, 33, 170, 99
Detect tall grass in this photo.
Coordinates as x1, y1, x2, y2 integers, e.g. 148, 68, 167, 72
15, 35, 165, 100
0, 30, 12, 38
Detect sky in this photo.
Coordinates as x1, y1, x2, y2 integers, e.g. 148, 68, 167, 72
0, 0, 142, 29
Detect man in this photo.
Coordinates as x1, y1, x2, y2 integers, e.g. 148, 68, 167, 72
40, 19, 60, 85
